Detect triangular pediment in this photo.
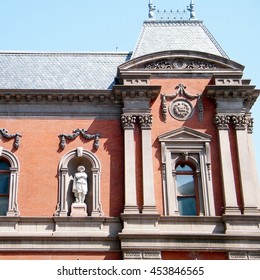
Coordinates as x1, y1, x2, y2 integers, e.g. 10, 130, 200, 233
118, 50, 244, 73
158, 126, 211, 142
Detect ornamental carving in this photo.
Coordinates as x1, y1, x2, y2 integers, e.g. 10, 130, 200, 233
161, 84, 203, 122
145, 59, 217, 70
138, 114, 153, 129
121, 114, 137, 129
58, 129, 100, 150
231, 115, 247, 130
0, 128, 21, 149
170, 99, 193, 120
213, 114, 230, 130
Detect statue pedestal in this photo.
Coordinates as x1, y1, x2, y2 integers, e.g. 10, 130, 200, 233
71, 203, 88, 217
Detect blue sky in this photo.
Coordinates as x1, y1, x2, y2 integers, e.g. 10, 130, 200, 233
0, 0, 260, 176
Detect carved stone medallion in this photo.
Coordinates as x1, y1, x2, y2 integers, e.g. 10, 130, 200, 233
169, 99, 193, 121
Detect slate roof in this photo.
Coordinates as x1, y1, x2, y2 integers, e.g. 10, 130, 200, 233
0, 52, 131, 90
132, 20, 228, 59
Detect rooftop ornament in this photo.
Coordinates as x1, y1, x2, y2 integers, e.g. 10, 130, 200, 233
148, 0, 196, 21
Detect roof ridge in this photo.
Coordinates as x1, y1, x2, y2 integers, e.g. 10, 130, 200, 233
0, 51, 132, 57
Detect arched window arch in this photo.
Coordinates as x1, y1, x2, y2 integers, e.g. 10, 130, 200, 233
55, 147, 103, 217
175, 161, 199, 216
0, 148, 20, 216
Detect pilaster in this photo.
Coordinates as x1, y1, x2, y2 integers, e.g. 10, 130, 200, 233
214, 114, 240, 214
231, 115, 258, 214
139, 114, 157, 214
121, 114, 139, 214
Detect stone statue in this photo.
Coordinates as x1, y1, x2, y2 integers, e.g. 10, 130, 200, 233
72, 166, 88, 204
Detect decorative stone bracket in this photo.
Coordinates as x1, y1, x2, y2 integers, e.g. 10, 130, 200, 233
58, 129, 100, 150
161, 84, 203, 122
0, 128, 21, 149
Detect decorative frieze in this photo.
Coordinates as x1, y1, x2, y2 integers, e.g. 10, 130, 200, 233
59, 129, 100, 150
145, 59, 217, 70
0, 128, 21, 149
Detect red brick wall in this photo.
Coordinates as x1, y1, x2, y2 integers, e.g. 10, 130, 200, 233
0, 118, 124, 217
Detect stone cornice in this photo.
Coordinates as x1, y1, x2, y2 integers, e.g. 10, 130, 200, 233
113, 85, 161, 100
0, 89, 120, 104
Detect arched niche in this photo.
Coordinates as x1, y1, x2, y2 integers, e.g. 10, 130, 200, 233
56, 147, 103, 217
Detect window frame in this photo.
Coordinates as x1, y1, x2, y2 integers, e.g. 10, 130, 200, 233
0, 148, 20, 216
158, 127, 215, 216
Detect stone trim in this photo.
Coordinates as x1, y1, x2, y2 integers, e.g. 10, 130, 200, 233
0, 148, 20, 216
56, 148, 103, 217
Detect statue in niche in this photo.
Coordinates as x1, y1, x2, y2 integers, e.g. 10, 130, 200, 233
72, 166, 88, 204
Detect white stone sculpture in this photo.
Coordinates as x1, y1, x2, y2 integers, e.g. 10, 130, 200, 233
72, 165, 88, 204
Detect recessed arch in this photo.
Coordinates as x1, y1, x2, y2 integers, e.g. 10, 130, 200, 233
56, 147, 103, 217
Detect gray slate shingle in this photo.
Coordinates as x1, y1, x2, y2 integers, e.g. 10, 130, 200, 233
0, 52, 131, 90
132, 20, 228, 59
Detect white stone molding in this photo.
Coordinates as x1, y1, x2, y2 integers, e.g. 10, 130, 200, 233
0, 148, 20, 216
57, 148, 103, 217
121, 114, 139, 214
139, 114, 157, 214
123, 250, 161, 260
158, 127, 215, 216
231, 117, 258, 214
214, 114, 240, 214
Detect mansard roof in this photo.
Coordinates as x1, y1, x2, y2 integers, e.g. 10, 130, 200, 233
132, 20, 228, 59
0, 52, 131, 90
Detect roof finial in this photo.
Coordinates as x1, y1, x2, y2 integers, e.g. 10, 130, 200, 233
148, 0, 156, 20
187, 0, 196, 20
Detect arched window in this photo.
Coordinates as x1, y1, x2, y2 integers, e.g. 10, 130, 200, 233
175, 162, 199, 216
0, 159, 11, 216
0, 149, 20, 216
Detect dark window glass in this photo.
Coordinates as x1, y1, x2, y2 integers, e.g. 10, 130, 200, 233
0, 159, 10, 216
175, 162, 198, 216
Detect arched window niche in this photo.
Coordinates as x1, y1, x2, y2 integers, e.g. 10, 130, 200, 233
56, 147, 103, 217
0, 147, 20, 216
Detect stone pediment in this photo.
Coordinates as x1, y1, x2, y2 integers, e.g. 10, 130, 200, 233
158, 126, 211, 142
118, 50, 244, 74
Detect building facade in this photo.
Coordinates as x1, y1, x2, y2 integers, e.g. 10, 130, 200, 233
0, 4, 260, 260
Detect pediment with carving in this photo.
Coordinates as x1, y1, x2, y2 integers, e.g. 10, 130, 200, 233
118, 50, 244, 73
158, 126, 212, 143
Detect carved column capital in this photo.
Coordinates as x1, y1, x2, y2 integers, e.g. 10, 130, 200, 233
138, 114, 153, 129
247, 117, 254, 134
121, 114, 137, 129
213, 114, 230, 130
231, 114, 247, 130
